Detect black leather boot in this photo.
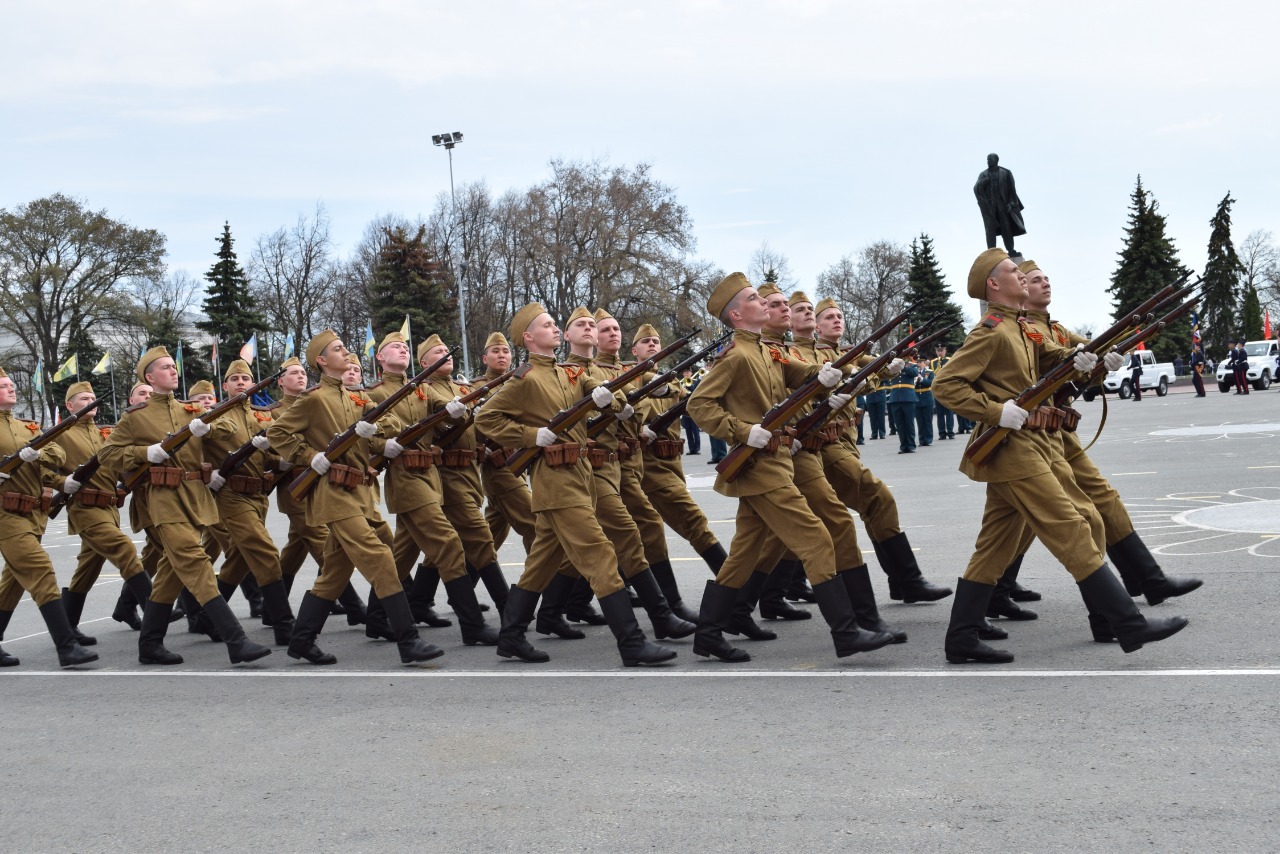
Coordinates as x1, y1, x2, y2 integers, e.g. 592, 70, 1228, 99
692, 581, 750, 662
839, 565, 907, 643
0, 609, 19, 667
648, 558, 700, 623
759, 560, 812, 620
60, 587, 97, 646
40, 600, 99, 667
724, 571, 777, 640
565, 576, 608, 625
872, 532, 952, 603
138, 601, 183, 665
1106, 532, 1203, 605
444, 576, 499, 646
475, 561, 510, 617
260, 580, 296, 646
987, 558, 1038, 620
115, 572, 152, 631
597, 588, 677, 666
698, 542, 727, 575
409, 564, 452, 627
381, 590, 445, 663
497, 585, 550, 662
182, 588, 221, 641
784, 564, 816, 603
945, 578, 1014, 664
287, 591, 337, 665
977, 618, 1007, 641
466, 563, 492, 612
998, 553, 1041, 602
201, 596, 272, 664
338, 582, 367, 626
811, 577, 894, 657
629, 568, 695, 640
1078, 565, 1189, 653
239, 575, 264, 619
534, 574, 586, 639
363, 591, 396, 641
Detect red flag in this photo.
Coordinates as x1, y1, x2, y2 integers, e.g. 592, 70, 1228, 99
1266, 310, 1272, 340
1135, 326, 1145, 351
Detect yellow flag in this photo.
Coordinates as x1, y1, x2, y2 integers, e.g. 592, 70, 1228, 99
400, 314, 411, 350
91, 352, 112, 375
52, 354, 77, 382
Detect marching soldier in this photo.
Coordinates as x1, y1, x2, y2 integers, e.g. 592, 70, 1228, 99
476, 332, 537, 557
266, 330, 442, 665
932, 345, 957, 439
98, 347, 271, 665
473, 302, 677, 666
686, 273, 895, 663
932, 249, 1188, 663
110, 381, 164, 628
51, 381, 153, 642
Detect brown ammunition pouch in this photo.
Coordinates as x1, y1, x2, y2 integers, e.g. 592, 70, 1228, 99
327, 463, 368, 491
542, 443, 586, 468
149, 463, 211, 488
1060, 406, 1081, 432
228, 474, 266, 496
74, 487, 119, 509
399, 447, 443, 472
616, 436, 640, 462
762, 433, 795, 454
1024, 405, 1065, 433
586, 443, 617, 470
483, 446, 513, 468
651, 437, 684, 460
1, 492, 38, 515
441, 447, 479, 469
41, 487, 55, 514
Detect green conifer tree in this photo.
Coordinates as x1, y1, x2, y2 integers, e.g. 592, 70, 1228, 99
1107, 177, 1187, 362
367, 225, 457, 346
1200, 193, 1244, 357
1240, 281, 1263, 341
197, 222, 264, 378
906, 234, 966, 349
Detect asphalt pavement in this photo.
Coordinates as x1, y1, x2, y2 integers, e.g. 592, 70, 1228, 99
2, 381, 1277, 852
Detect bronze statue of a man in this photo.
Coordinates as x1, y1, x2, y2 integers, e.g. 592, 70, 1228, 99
974, 153, 1025, 254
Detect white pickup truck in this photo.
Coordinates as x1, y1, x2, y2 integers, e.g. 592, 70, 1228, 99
1080, 349, 1177, 401
1215, 339, 1278, 392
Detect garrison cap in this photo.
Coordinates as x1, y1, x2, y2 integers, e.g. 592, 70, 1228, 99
593, 307, 614, 323
63, 380, 93, 403
788, 291, 813, 308
967, 248, 1010, 300
708, 272, 752, 319
566, 306, 594, 326
378, 331, 408, 353
632, 323, 660, 345
189, 380, 215, 397
814, 297, 840, 319
305, 330, 339, 370
416, 334, 446, 363
484, 332, 509, 351
224, 359, 253, 381
509, 303, 548, 344
756, 282, 782, 300
280, 356, 301, 370
137, 345, 171, 383
1017, 259, 1041, 275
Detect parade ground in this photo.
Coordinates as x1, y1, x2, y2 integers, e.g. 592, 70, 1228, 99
3, 383, 1277, 852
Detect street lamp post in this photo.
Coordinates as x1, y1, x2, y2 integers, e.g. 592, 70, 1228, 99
432, 131, 471, 378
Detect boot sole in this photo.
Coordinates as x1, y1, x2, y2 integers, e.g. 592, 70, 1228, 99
623, 652, 678, 666
535, 629, 586, 640
58, 653, 99, 667
1119, 617, 1189, 653
139, 654, 183, 665
287, 650, 338, 665
230, 647, 273, 664
760, 609, 812, 621
901, 591, 952, 604
693, 645, 751, 662
1143, 579, 1204, 606
497, 648, 550, 663
945, 651, 1015, 664
653, 622, 697, 640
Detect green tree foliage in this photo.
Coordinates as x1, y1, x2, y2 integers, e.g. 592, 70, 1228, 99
1107, 177, 1187, 362
905, 234, 966, 349
367, 225, 456, 347
1240, 281, 1263, 341
1200, 193, 1244, 357
198, 222, 263, 378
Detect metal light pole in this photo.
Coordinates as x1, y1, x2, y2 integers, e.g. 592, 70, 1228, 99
432, 131, 471, 378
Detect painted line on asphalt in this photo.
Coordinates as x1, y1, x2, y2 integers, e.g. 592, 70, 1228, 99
1110, 471, 1157, 476
1, 669, 1277, 679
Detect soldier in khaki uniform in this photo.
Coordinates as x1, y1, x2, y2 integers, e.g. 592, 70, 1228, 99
686, 273, 896, 663
99, 347, 271, 666
51, 381, 152, 641
0, 368, 98, 668
932, 249, 1189, 663
788, 293, 954, 607
475, 333, 536, 557
110, 381, 166, 627
266, 330, 441, 666
473, 303, 676, 666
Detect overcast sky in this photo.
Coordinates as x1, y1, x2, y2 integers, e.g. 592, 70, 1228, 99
4, 0, 1277, 333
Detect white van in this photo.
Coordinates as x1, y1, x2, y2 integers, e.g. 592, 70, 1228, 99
1215, 339, 1278, 392
1081, 350, 1177, 401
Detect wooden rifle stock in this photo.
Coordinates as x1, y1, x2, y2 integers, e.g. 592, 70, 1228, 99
216, 429, 270, 481
0, 398, 102, 476
47, 454, 104, 520
288, 348, 458, 501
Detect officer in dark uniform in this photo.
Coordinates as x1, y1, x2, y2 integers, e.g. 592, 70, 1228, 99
886, 360, 919, 454
914, 356, 935, 446
932, 345, 956, 439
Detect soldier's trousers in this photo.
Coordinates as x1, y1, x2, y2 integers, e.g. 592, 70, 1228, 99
147, 523, 223, 605
646, 476, 719, 554
962, 461, 1105, 584
443, 498, 497, 570
590, 476, 648, 579
517, 504, 625, 598
888, 402, 916, 452
715, 484, 838, 589
622, 466, 672, 564
67, 511, 146, 593
0, 531, 61, 606
310, 515, 402, 601
390, 503, 468, 582
936, 404, 956, 437
823, 447, 902, 543
212, 504, 284, 587
484, 484, 536, 555
279, 510, 327, 577
1065, 444, 1134, 545
915, 403, 934, 444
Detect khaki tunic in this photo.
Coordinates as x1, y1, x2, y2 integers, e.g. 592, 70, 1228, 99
429, 373, 498, 570
474, 368, 536, 554
0, 410, 66, 606
203, 401, 284, 586
272, 393, 329, 578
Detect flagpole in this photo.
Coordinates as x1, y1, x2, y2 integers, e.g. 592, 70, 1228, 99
109, 364, 118, 422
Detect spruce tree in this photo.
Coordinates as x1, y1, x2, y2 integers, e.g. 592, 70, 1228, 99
367, 225, 457, 345
1200, 193, 1244, 357
197, 222, 263, 377
906, 234, 966, 349
1240, 281, 1263, 341
1107, 177, 1187, 362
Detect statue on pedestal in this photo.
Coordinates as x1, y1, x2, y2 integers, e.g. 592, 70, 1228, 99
974, 153, 1025, 256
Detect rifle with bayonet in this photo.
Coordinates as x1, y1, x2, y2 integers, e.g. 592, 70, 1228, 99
287, 347, 459, 500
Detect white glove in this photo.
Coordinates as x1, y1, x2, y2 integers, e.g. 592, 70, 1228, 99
1072, 345, 1098, 373
817, 363, 842, 388
536, 427, 558, 447
208, 471, 226, 492
789, 440, 803, 456
382, 438, 404, 459
354, 420, 377, 439
746, 424, 773, 448
999, 400, 1029, 430
826, 392, 853, 412
651, 383, 672, 398
640, 426, 658, 442
885, 358, 905, 377
251, 435, 271, 451
277, 459, 294, 472
310, 454, 331, 475
445, 397, 468, 420
1103, 350, 1125, 372
188, 418, 210, 438
146, 443, 170, 464
18, 446, 39, 463
591, 386, 614, 409
63, 475, 82, 494
615, 404, 634, 422
0, 471, 9, 483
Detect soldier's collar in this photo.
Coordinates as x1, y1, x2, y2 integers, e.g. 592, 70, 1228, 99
565, 352, 593, 366
320, 374, 344, 388
792, 336, 815, 346
987, 302, 1021, 317
529, 353, 557, 365
594, 352, 621, 366
1024, 309, 1051, 322
484, 368, 506, 380
151, 392, 174, 401
733, 329, 762, 343
816, 336, 840, 348
381, 371, 405, 383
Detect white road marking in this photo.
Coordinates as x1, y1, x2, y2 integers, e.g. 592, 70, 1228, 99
1111, 471, 1157, 476
1, 669, 1276, 679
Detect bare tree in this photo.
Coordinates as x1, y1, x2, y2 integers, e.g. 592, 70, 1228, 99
1240, 229, 1280, 317
748, 241, 798, 289
249, 204, 336, 360
100, 270, 203, 363
816, 241, 910, 344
